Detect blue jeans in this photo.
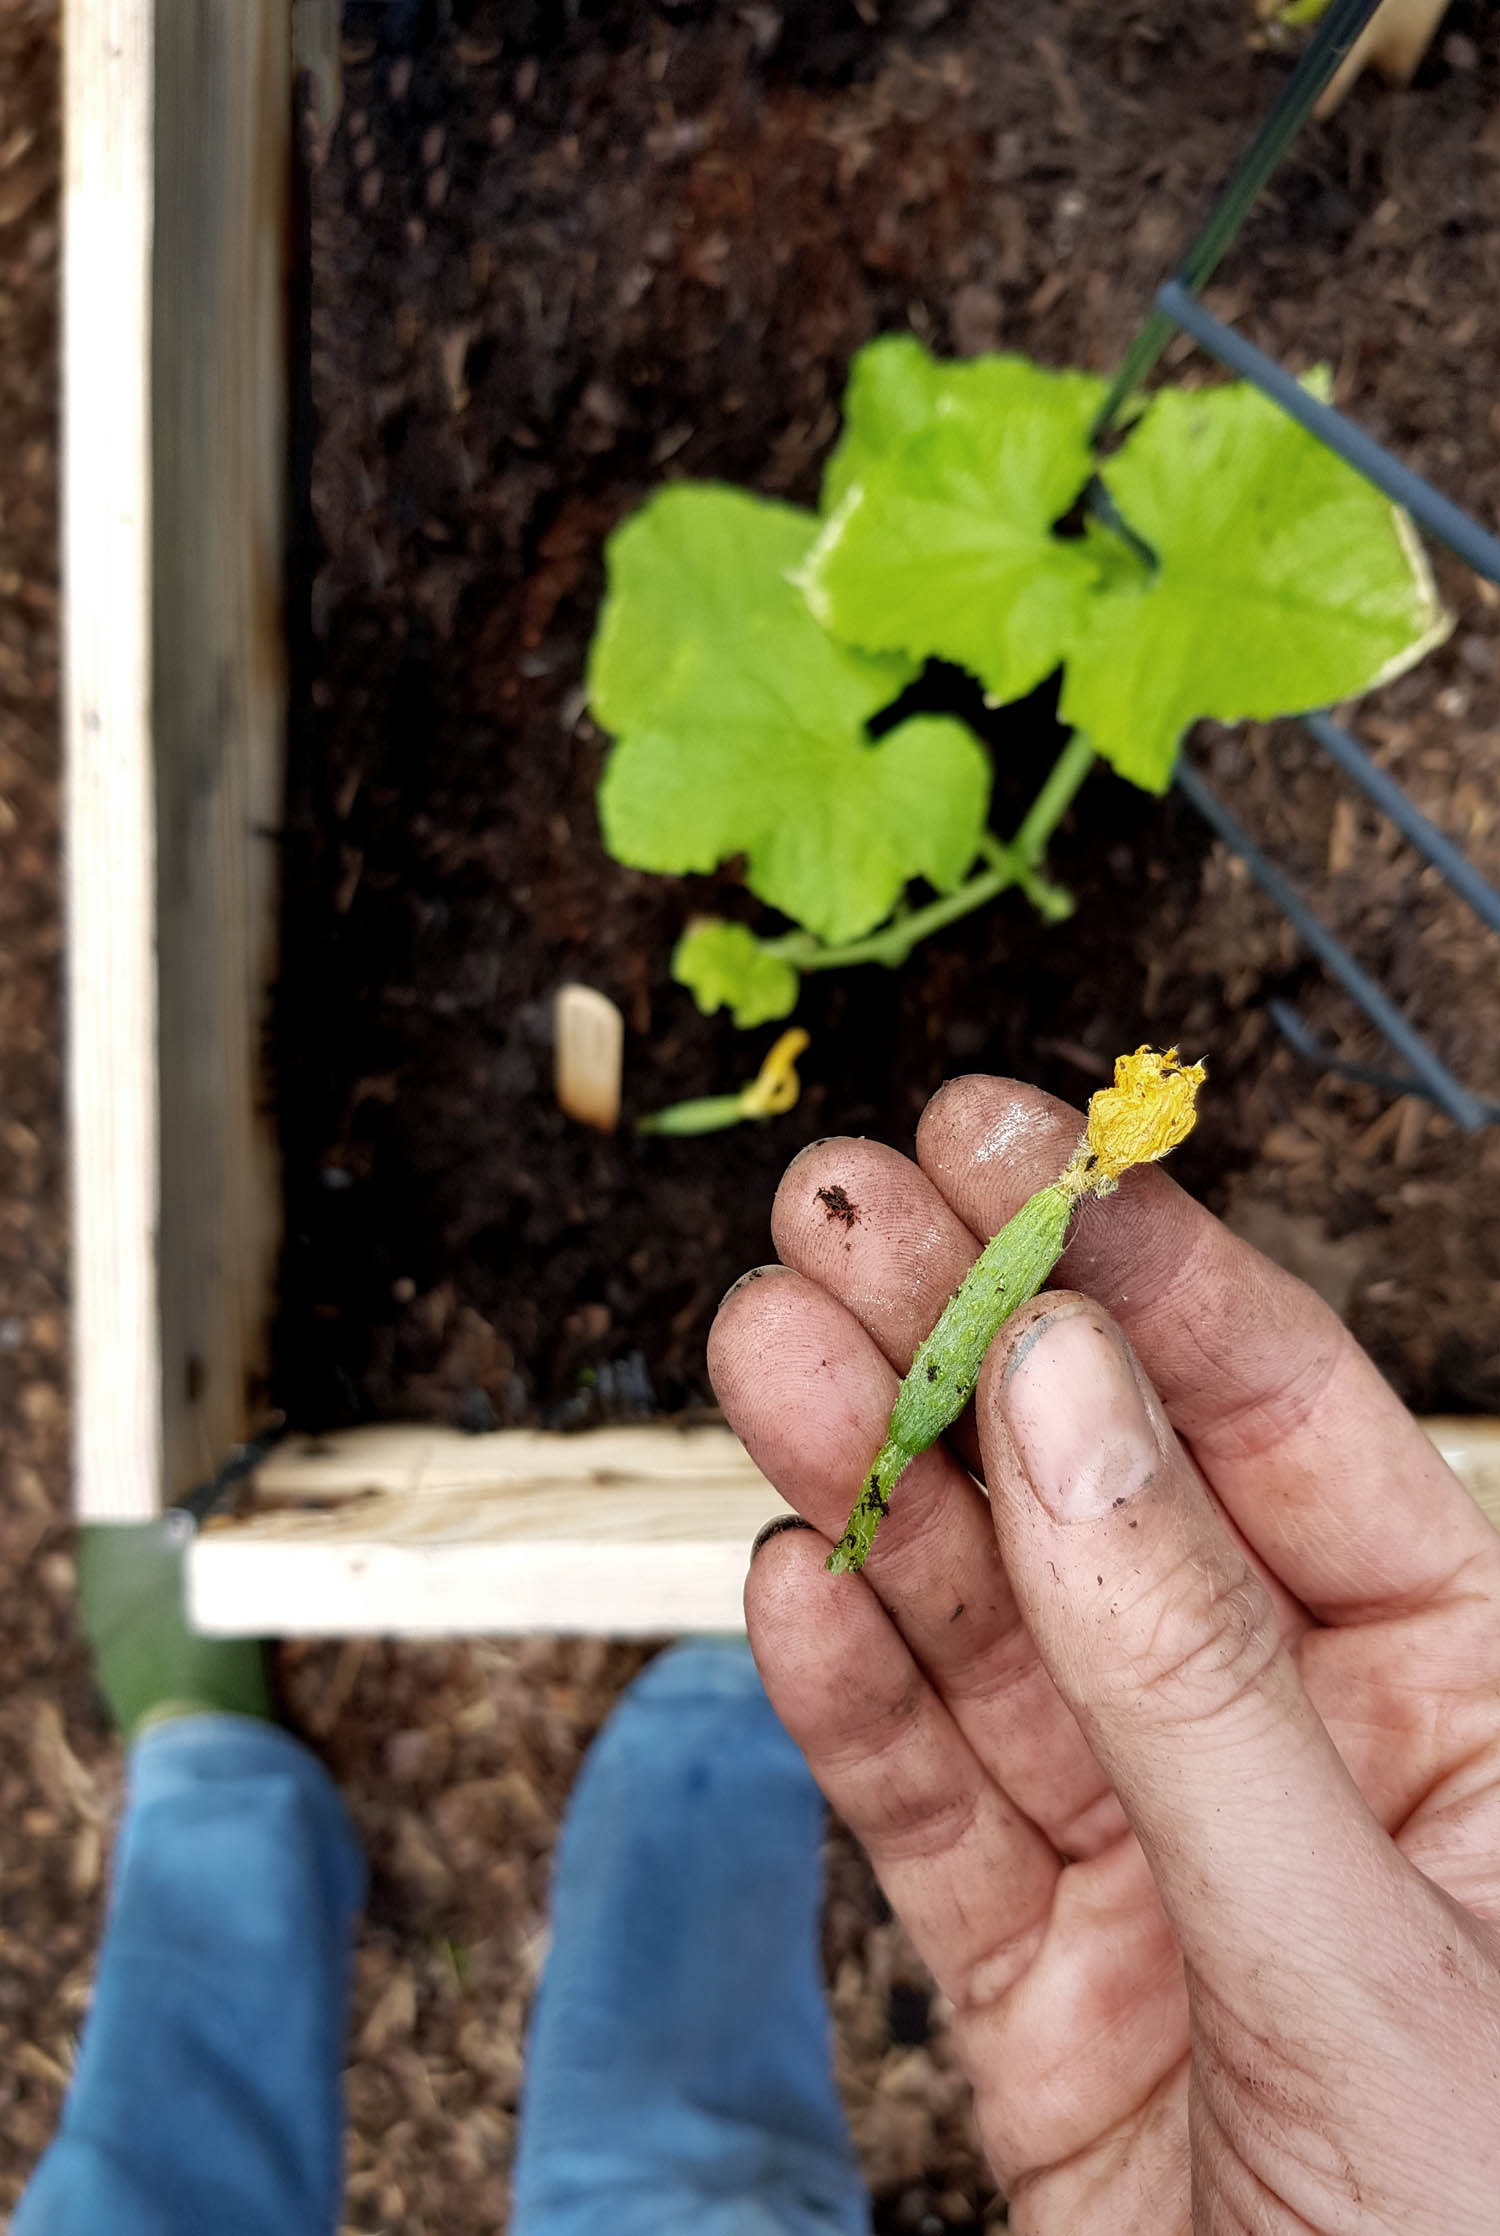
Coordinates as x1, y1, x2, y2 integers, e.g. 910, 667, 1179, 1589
17, 1647, 869, 2236
14, 1716, 364, 2236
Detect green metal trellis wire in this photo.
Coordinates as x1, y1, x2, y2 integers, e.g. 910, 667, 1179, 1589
1096, 0, 1500, 1133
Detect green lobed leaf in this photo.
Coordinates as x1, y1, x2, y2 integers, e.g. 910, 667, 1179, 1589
820, 334, 949, 513
800, 336, 1108, 706
591, 483, 992, 945
1065, 377, 1453, 792
672, 920, 801, 1028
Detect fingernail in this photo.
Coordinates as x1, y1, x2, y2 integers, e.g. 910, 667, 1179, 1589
750, 1513, 814, 1560
783, 1136, 846, 1175
1002, 1308, 1162, 1523
717, 1263, 792, 1314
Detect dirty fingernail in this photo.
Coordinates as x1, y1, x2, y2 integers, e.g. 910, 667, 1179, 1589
784, 1136, 844, 1173
1003, 1308, 1161, 1523
717, 1263, 792, 1314
750, 1512, 815, 1560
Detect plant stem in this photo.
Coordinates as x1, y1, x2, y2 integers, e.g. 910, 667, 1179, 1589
976, 837, 1074, 925
1010, 730, 1096, 866
764, 852, 1023, 974
759, 732, 1092, 976
636, 1093, 748, 1135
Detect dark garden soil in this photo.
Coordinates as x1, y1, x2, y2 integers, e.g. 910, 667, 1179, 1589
6, 4, 1500, 2232
281, 0, 1500, 1451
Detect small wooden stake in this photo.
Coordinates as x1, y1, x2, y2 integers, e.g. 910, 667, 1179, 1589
1316, 0, 1450, 115
554, 984, 624, 1132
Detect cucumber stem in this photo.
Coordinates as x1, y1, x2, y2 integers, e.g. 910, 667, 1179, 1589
759, 730, 1093, 979
1011, 730, 1096, 867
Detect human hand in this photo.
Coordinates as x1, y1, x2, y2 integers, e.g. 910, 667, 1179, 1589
709, 1076, 1500, 2233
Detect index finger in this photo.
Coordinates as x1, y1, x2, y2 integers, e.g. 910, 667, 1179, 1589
916, 1074, 1499, 1622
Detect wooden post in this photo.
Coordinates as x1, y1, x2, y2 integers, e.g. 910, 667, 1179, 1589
65, 1, 291, 1518
1316, 0, 1451, 115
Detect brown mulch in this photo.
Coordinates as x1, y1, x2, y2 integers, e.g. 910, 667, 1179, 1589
3, 4, 1500, 2232
0, 0, 119, 2203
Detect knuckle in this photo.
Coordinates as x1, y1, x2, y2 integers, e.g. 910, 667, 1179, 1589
1194, 1319, 1347, 1471
817, 1665, 926, 1780
813, 1680, 991, 1865
952, 1910, 1049, 2016
1120, 1553, 1283, 1729
869, 1777, 984, 1870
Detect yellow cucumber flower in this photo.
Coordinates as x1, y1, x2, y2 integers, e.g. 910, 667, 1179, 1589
1074, 1044, 1206, 1193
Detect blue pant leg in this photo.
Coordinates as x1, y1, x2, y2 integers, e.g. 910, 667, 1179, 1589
512, 1641, 870, 2236
15, 1714, 365, 2236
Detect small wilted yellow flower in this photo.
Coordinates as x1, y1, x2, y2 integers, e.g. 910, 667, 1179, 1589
637, 1026, 810, 1136
1077, 1045, 1206, 1191
739, 1028, 810, 1119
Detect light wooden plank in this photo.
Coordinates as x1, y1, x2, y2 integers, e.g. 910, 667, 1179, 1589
249, 1420, 785, 1500
66, 1, 290, 1518
65, 0, 159, 1518
186, 1415, 1498, 1637
189, 1424, 791, 1636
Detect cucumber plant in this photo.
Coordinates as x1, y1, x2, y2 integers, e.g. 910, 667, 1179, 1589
586, 336, 1449, 1032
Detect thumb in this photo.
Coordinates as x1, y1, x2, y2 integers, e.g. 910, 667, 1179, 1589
976, 1292, 1402, 2005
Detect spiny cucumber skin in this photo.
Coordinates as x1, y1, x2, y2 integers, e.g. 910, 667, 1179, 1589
891, 1185, 1073, 1451
827, 1184, 1073, 1574
826, 1436, 907, 1577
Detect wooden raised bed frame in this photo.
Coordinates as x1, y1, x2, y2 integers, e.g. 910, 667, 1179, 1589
65, 3, 1500, 1636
